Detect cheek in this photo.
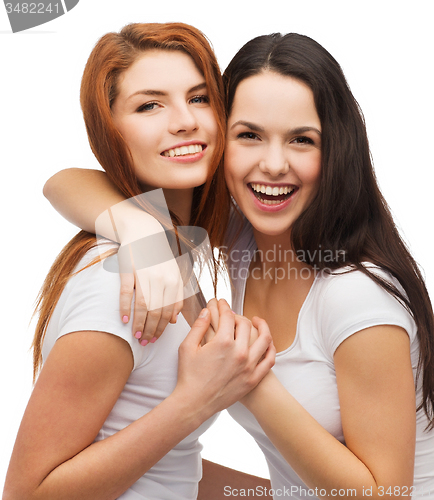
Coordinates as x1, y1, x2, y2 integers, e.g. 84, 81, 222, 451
202, 109, 219, 140
299, 152, 321, 185
224, 144, 242, 185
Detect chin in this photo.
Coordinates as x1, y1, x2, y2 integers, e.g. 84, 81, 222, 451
250, 220, 291, 238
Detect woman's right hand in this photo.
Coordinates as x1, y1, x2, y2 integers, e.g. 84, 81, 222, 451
119, 252, 184, 346
174, 299, 275, 419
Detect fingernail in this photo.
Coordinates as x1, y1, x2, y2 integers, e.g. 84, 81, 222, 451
199, 308, 208, 318
150, 336, 157, 343
134, 331, 142, 339
122, 315, 129, 323
140, 339, 149, 346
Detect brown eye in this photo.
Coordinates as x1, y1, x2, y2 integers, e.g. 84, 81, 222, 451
293, 136, 314, 145
237, 132, 259, 140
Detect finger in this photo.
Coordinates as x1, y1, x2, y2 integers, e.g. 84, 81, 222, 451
181, 308, 211, 349
154, 304, 174, 340
213, 299, 235, 342
233, 315, 253, 347
206, 298, 220, 331
249, 342, 276, 387
142, 308, 162, 344
154, 272, 182, 334
137, 271, 163, 343
204, 325, 217, 343
119, 272, 135, 324
170, 282, 185, 323
131, 277, 149, 342
248, 317, 273, 362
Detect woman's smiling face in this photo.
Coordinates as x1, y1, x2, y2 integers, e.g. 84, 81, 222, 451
111, 49, 218, 192
224, 71, 322, 239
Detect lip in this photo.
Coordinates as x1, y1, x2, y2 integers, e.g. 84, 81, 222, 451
248, 183, 298, 212
160, 140, 207, 164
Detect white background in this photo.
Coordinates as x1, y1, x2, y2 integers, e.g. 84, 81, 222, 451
1, 0, 433, 489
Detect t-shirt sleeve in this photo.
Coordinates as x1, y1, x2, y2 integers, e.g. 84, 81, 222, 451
319, 268, 417, 357
50, 251, 145, 369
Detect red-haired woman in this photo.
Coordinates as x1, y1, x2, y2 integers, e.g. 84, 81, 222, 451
43, 32, 434, 496
2, 23, 275, 500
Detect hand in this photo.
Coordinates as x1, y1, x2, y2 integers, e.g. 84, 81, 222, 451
119, 251, 184, 346
174, 299, 276, 419
205, 298, 260, 346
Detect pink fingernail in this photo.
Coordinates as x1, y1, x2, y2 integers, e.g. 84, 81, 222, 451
150, 337, 157, 343
122, 315, 129, 323
140, 339, 149, 346
134, 331, 142, 339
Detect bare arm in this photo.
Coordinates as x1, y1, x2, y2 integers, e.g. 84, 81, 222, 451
3, 302, 275, 500
198, 460, 271, 499
44, 168, 183, 340
43, 169, 129, 237
242, 322, 415, 498
3, 331, 200, 500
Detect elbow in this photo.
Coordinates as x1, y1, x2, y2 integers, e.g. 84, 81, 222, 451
3, 484, 38, 500
43, 171, 63, 202
2, 484, 29, 500
42, 175, 54, 201
42, 168, 79, 203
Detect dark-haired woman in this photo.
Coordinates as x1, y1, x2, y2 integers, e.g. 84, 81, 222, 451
43, 32, 434, 496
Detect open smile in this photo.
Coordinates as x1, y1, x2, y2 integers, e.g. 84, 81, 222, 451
161, 143, 206, 158
249, 183, 297, 206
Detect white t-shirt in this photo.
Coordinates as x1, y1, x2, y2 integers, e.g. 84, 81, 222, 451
42, 244, 217, 500
225, 217, 434, 498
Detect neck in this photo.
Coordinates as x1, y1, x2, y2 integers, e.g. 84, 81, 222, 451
162, 187, 194, 226
251, 228, 315, 285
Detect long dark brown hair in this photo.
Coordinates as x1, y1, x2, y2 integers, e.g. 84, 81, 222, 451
223, 33, 434, 428
32, 22, 229, 380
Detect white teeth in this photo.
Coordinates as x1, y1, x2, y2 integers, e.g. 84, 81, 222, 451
251, 183, 294, 197
163, 144, 203, 157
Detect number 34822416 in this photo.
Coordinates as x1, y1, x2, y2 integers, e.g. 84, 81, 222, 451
5, 3, 61, 14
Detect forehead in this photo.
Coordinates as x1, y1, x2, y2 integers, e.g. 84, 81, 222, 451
230, 71, 320, 127
117, 49, 204, 97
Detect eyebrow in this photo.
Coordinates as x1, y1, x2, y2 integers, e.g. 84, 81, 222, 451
127, 82, 207, 101
230, 120, 321, 136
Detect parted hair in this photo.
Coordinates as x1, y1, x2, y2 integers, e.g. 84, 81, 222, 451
223, 32, 434, 428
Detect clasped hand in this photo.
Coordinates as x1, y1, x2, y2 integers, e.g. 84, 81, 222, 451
174, 299, 276, 418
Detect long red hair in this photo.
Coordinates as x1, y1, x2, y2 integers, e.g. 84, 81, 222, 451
32, 23, 230, 380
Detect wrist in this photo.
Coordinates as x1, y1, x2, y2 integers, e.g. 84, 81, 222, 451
168, 387, 214, 429
118, 213, 165, 245
241, 371, 277, 412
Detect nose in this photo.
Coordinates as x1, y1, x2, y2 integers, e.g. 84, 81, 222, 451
168, 103, 199, 135
258, 144, 290, 177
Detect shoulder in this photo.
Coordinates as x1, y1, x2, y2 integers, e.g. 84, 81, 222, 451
313, 264, 417, 355
44, 240, 145, 369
